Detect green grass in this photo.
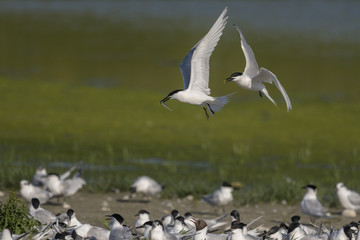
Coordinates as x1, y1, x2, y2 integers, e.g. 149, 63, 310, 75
0, 193, 40, 234
0, 10, 360, 205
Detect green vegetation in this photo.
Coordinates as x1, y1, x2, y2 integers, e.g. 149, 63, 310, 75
0, 8, 360, 205
0, 193, 40, 234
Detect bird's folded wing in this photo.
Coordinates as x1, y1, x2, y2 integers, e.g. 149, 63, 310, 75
303, 199, 324, 216
187, 7, 228, 95
254, 68, 292, 111
348, 191, 360, 205
233, 24, 259, 77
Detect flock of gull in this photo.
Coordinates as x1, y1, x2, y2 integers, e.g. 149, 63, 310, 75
1, 163, 360, 240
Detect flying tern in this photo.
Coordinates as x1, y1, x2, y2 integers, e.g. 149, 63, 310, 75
225, 24, 292, 111
160, 7, 233, 120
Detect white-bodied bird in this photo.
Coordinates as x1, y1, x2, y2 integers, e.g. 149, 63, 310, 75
130, 176, 163, 198
202, 181, 233, 212
300, 184, 329, 221
20, 180, 53, 204
29, 198, 56, 225
225, 24, 292, 111
336, 182, 360, 211
160, 7, 233, 120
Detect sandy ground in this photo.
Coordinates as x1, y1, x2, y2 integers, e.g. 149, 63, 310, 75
0, 191, 358, 232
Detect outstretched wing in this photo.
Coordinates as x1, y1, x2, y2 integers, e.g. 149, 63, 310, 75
186, 7, 228, 95
253, 67, 292, 111
179, 42, 200, 90
233, 24, 259, 77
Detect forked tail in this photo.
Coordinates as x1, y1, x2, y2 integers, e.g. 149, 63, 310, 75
206, 92, 235, 115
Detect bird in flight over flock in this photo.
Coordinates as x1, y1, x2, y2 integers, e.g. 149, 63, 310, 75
160, 7, 233, 120
225, 24, 292, 111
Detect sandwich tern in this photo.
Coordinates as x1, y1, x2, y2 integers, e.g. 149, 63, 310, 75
107, 213, 133, 240
336, 182, 360, 212
44, 169, 86, 202
73, 224, 110, 240
225, 24, 292, 111
259, 224, 287, 240
134, 209, 151, 235
160, 7, 233, 120
130, 176, 163, 198
301, 185, 329, 221
29, 198, 56, 225
328, 224, 354, 240
228, 220, 259, 240
161, 209, 179, 229
66, 209, 82, 228
136, 221, 153, 239
32, 166, 48, 187
167, 216, 190, 236
202, 181, 233, 212
184, 211, 228, 233
286, 217, 306, 240
149, 220, 177, 240
20, 180, 53, 204
191, 218, 228, 240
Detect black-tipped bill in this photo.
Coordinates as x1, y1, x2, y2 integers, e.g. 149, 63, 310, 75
160, 96, 173, 111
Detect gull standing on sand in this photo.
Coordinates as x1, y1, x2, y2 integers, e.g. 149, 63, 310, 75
225, 24, 292, 111
203, 181, 233, 212
300, 184, 329, 221
336, 182, 360, 216
160, 7, 233, 120
130, 176, 163, 198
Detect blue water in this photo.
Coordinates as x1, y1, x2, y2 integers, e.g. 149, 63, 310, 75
1, 0, 359, 42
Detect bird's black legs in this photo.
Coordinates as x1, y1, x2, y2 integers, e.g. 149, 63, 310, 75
259, 91, 262, 97
207, 104, 215, 115
203, 107, 209, 120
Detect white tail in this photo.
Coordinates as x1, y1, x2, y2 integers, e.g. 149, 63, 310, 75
206, 92, 235, 115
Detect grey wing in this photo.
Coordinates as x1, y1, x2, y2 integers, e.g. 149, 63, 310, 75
303, 199, 324, 216
233, 24, 259, 77
203, 190, 220, 206
348, 191, 360, 206
253, 68, 292, 111
180, 42, 200, 90
36, 210, 56, 224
